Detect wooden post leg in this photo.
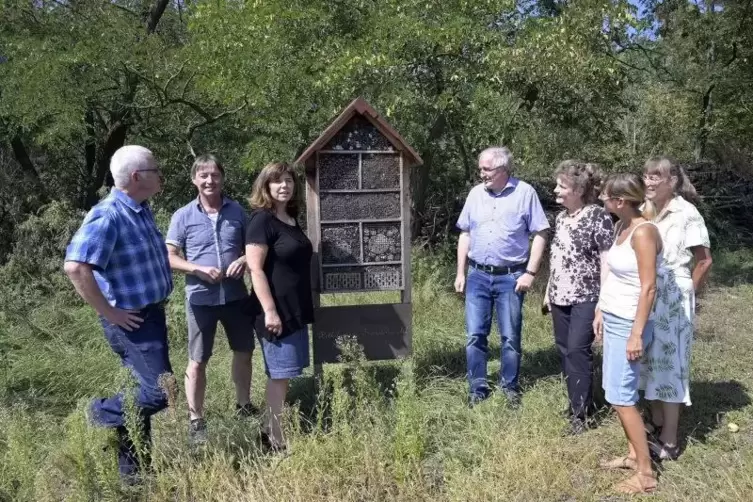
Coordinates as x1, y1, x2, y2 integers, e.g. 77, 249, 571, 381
314, 363, 323, 389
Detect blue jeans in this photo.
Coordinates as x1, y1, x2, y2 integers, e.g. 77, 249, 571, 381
90, 303, 172, 476
465, 267, 525, 398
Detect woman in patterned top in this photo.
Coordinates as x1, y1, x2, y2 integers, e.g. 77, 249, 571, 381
639, 157, 713, 460
545, 160, 614, 435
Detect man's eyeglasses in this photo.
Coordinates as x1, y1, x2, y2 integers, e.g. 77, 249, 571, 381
136, 168, 163, 180
478, 166, 503, 175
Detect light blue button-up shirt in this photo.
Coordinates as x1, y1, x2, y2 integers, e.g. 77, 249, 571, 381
166, 197, 248, 306
456, 178, 550, 267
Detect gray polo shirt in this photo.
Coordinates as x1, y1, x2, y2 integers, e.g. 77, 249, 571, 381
166, 197, 248, 306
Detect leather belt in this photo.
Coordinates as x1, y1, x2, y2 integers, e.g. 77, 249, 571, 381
468, 259, 527, 276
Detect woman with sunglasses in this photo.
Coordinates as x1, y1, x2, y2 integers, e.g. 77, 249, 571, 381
595, 173, 662, 494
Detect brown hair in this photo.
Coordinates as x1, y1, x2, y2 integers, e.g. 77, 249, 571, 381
249, 161, 300, 217
554, 160, 603, 204
602, 172, 652, 219
191, 154, 225, 178
643, 156, 699, 204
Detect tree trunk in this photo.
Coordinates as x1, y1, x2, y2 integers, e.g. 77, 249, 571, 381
84, 122, 129, 209
9, 135, 43, 189
411, 114, 447, 236
694, 83, 714, 162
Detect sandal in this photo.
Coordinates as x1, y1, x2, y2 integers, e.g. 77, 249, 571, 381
650, 439, 679, 461
599, 455, 637, 471
614, 471, 657, 494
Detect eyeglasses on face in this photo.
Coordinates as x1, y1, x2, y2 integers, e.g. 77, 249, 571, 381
135, 168, 164, 180
643, 174, 667, 183
478, 166, 504, 175
599, 194, 621, 202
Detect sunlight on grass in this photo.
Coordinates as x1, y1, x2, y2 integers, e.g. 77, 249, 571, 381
1, 252, 752, 501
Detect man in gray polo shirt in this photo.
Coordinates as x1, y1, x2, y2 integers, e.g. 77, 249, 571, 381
166, 154, 256, 442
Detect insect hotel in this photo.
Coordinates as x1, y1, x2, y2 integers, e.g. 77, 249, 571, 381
295, 97, 423, 366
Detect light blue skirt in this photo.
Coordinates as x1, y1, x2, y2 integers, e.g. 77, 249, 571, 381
602, 312, 654, 406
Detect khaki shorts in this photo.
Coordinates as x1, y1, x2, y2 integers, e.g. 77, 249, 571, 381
186, 298, 255, 362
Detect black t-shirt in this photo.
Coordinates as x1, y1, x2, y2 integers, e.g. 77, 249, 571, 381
246, 209, 314, 339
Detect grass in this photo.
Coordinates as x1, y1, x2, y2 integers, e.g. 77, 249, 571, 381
1, 251, 752, 501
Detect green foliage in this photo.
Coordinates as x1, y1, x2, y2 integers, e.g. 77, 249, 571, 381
0, 201, 83, 326
2, 0, 753, 250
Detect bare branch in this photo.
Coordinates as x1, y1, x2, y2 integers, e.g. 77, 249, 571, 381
110, 4, 140, 18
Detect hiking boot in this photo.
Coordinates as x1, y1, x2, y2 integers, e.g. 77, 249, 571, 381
188, 418, 208, 445
565, 416, 591, 436
468, 393, 488, 409
235, 402, 260, 418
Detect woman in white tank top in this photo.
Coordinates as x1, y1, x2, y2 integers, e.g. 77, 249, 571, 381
594, 173, 663, 495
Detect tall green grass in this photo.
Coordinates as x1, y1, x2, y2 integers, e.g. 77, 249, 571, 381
0, 252, 752, 500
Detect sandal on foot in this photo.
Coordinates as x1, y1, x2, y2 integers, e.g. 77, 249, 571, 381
599, 455, 637, 470
614, 471, 657, 494
650, 439, 679, 461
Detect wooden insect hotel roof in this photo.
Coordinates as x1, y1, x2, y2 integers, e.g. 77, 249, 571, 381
295, 97, 423, 168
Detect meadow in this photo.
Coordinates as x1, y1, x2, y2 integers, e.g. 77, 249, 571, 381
1, 250, 752, 501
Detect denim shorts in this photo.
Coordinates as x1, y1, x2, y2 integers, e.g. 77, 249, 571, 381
259, 327, 310, 379
602, 312, 654, 406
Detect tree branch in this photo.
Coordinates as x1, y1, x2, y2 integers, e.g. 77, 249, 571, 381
145, 0, 171, 34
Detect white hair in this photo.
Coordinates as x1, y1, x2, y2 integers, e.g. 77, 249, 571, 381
110, 145, 154, 189
479, 146, 514, 174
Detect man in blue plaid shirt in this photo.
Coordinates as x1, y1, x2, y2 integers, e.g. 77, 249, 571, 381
64, 145, 173, 481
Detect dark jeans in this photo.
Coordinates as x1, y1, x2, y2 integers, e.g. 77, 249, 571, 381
551, 302, 597, 419
89, 303, 172, 476
465, 267, 525, 398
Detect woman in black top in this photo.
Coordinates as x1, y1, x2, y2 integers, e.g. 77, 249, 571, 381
246, 161, 313, 451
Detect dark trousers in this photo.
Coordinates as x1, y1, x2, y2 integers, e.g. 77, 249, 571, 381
551, 302, 596, 419
89, 303, 172, 476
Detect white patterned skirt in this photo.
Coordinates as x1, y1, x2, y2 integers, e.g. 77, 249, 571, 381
640, 272, 695, 405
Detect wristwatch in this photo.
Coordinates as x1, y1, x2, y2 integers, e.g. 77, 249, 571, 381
525, 269, 537, 276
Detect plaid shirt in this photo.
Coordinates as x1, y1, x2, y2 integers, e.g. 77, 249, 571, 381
65, 188, 173, 309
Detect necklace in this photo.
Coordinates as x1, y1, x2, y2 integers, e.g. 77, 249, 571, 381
564, 205, 585, 220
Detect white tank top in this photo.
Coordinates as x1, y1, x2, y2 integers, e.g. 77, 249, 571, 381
599, 221, 663, 320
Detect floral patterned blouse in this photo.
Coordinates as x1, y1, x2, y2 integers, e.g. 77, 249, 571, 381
548, 204, 614, 306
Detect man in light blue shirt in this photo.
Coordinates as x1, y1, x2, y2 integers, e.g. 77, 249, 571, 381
166, 154, 255, 443
455, 146, 550, 407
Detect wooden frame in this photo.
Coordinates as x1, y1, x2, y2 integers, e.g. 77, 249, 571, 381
296, 97, 423, 370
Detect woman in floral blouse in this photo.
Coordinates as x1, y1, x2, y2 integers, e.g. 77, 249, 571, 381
640, 157, 713, 460
545, 160, 614, 435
